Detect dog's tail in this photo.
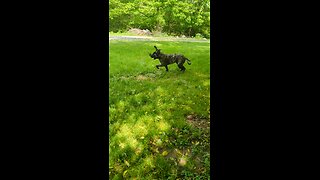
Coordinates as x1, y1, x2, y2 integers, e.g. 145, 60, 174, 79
186, 58, 191, 65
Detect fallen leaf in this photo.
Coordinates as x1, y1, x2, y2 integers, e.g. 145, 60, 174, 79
124, 160, 130, 167
179, 158, 187, 166
123, 170, 128, 177
162, 151, 168, 156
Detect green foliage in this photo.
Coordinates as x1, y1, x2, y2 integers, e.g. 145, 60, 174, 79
109, 0, 210, 38
195, 33, 204, 39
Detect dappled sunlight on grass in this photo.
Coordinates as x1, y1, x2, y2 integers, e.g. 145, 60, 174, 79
117, 124, 134, 139
118, 142, 126, 149
157, 120, 170, 132
137, 115, 154, 125
115, 126, 141, 150
126, 137, 139, 149
131, 121, 148, 138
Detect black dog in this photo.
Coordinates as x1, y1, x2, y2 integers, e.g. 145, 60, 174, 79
149, 46, 191, 71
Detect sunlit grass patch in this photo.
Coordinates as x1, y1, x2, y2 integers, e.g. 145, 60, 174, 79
117, 124, 134, 139
131, 121, 148, 138
157, 120, 170, 131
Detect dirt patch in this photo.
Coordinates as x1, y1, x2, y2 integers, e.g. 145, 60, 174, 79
186, 115, 210, 129
136, 75, 149, 80
135, 73, 157, 81
117, 73, 156, 81
119, 76, 130, 80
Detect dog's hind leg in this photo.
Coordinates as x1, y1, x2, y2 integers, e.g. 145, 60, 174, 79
178, 63, 186, 71
181, 66, 186, 71
164, 65, 168, 71
186, 58, 191, 65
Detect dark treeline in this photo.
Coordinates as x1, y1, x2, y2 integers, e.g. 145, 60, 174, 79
109, 0, 210, 38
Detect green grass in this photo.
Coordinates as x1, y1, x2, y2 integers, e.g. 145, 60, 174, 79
109, 40, 210, 179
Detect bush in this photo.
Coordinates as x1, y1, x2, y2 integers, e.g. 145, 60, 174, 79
195, 33, 203, 39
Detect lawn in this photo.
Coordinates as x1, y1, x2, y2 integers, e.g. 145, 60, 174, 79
109, 40, 210, 179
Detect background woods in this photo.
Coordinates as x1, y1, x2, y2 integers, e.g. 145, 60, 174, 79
109, 0, 210, 38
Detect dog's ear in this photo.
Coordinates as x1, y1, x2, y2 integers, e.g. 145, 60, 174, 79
154, 46, 158, 50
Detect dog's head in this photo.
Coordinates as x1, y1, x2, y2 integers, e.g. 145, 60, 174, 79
149, 46, 161, 60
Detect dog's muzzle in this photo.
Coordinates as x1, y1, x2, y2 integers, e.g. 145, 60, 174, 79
149, 53, 157, 59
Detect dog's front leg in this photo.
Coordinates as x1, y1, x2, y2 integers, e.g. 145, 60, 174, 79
156, 64, 168, 71
156, 64, 166, 69
164, 65, 168, 71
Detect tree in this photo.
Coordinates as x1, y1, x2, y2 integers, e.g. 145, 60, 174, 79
109, 0, 210, 38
